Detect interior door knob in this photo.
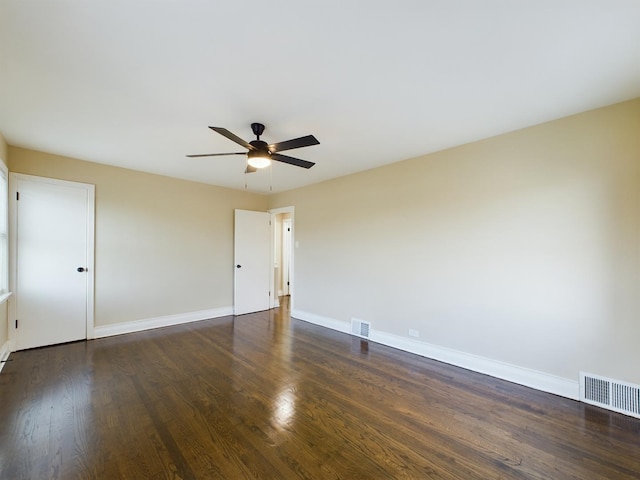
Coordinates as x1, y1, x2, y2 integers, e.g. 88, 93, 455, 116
77, 267, 86, 272
236, 264, 242, 269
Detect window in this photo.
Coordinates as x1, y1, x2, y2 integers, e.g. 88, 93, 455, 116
0, 162, 7, 296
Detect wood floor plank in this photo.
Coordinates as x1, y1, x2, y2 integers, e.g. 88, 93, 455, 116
1, 298, 639, 479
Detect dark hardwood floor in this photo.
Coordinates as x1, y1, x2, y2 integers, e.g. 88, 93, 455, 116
1, 297, 639, 479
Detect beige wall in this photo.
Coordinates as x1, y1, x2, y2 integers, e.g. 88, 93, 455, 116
9, 147, 268, 327
269, 98, 640, 384
0, 133, 8, 349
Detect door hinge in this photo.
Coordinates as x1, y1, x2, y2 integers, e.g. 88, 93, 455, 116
15, 319, 18, 329
16, 192, 19, 201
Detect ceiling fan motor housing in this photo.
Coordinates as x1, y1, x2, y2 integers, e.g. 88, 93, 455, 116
249, 140, 270, 154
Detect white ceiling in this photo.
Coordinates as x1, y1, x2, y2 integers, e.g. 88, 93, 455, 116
1, 1, 639, 194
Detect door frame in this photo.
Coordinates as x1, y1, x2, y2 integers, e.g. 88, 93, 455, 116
269, 206, 294, 310
282, 218, 292, 296
8, 173, 96, 350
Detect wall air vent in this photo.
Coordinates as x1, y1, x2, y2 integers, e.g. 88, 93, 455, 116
351, 318, 371, 339
580, 372, 640, 419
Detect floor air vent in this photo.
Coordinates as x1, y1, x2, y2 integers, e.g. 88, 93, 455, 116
351, 318, 371, 339
580, 372, 640, 419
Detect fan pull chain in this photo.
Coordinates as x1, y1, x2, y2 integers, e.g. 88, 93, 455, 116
269, 162, 273, 192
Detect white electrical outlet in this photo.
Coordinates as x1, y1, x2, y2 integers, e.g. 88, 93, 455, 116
408, 329, 419, 338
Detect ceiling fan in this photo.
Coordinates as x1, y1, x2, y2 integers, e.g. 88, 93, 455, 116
187, 123, 319, 173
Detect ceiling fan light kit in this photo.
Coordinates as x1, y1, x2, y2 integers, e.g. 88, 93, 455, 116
247, 150, 271, 169
187, 122, 319, 172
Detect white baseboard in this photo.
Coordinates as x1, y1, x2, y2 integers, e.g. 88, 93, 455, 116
293, 310, 351, 335
292, 309, 579, 401
94, 307, 234, 339
0, 340, 12, 374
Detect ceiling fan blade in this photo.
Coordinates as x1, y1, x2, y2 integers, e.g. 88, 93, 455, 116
186, 152, 246, 158
271, 153, 315, 169
268, 135, 320, 153
245, 165, 257, 174
209, 127, 256, 151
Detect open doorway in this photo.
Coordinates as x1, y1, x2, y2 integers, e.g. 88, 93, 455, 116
270, 206, 294, 310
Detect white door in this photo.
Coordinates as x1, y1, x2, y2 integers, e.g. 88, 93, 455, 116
13, 175, 95, 350
234, 209, 270, 315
